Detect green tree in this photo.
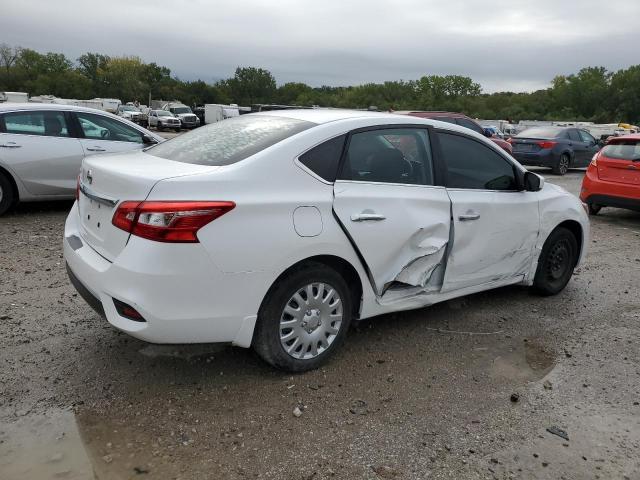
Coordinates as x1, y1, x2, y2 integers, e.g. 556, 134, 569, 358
228, 67, 276, 105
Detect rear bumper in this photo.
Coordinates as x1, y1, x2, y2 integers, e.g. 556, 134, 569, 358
580, 167, 640, 211
513, 150, 556, 167
63, 202, 264, 347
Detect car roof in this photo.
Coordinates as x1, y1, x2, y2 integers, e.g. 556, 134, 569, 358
0, 102, 106, 113
394, 111, 469, 119
608, 133, 640, 143
254, 108, 420, 125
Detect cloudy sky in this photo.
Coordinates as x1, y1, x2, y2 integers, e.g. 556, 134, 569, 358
2, 0, 638, 92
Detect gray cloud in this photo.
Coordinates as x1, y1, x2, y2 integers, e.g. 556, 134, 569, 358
1, 0, 638, 92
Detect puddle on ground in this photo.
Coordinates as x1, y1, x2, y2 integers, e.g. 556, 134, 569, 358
473, 338, 556, 383
0, 409, 95, 480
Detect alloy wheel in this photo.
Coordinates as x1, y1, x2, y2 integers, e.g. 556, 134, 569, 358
559, 156, 569, 175
279, 282, 343, 360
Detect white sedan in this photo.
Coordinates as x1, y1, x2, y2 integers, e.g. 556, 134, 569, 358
0, 103, 163, 214
64, 110, 589, 371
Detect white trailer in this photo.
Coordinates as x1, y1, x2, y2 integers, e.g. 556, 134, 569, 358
204, 104, 240, 124
93, 98, 121, 113
0, 91, 29, 103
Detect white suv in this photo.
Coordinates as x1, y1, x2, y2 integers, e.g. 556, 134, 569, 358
64, 110, 589, 371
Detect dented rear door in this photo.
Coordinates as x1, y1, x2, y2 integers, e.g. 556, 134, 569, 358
333, 127, 451, 297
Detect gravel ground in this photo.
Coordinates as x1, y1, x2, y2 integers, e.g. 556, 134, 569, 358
1, 168, 639, 480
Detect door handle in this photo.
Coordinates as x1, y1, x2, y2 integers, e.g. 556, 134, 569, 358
0, 143, 21, 148
86, 147, 106, 152
458, 212, 480, 221
350, 213, 386, 222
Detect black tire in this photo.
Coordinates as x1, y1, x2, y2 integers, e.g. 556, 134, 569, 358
588, 203, 601, 215
532, 227, 578, 296
0, 172, 16, 216
156, 124, 163, 132
175, 128, 181, 133
253, 262, 353, 372
552, 154, 570, 175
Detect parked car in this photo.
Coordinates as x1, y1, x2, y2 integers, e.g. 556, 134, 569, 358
116, 104, 143, 124
147, 110, 181, 132
162, 102, 200, 129
509, 126, 600, 175
580, 134, 640, 215
64, 110, 588, 371
0, 103, 162, 215
396, 111, 513, 154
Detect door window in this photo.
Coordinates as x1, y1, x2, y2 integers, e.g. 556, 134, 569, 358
437, 132, 517, 190
578, 129, 595, 144
75, 112, 143, 143
456, 118, 484, 135
2, 111, 70, 137
299, 135, 346, 182
568, 129, 582, 142
339, 128, 434, 185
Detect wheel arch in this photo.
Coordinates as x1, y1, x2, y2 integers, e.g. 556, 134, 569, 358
555, 219, 584, 264
259, 254, 364, 320
0, 164, 20, 204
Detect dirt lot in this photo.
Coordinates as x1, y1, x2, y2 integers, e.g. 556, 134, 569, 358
1, 169, 639, 480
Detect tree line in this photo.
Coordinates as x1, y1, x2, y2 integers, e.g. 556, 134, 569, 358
1, 43, 639, 124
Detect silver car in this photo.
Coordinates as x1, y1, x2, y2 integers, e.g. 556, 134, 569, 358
0, 103, 163, 215
147, 110, 182, 132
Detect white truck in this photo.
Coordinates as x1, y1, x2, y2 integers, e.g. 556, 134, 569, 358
204, 104, 240, 124
162, 102, 200, 129
0, 92, 28, 103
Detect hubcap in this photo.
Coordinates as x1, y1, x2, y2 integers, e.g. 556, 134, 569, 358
559, 156, 569, 174
546, 240, 570, 280
279, 282, 343, 360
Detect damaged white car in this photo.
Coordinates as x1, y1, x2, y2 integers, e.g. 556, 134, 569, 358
64, 110, 589, 371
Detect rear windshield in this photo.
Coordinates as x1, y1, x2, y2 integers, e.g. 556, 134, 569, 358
517, 127, 563, 139
148, 115, 315, 165
602, 140, 640, 161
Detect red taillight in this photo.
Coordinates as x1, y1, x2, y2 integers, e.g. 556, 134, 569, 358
537, 141, 557, 149
76, 175, 80, 201
590, 152, 599, 166
112, 201, 235, 243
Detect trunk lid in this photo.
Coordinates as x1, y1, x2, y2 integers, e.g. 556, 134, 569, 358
78, 151, 217, 261
597, 139, 640, 186
510, 137, 544, 153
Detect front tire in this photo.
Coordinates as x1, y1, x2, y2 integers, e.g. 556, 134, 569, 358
552, 154, 570, 175
253, 262, 353, 372
0, 172, 16, 216
532, 227, 578, 296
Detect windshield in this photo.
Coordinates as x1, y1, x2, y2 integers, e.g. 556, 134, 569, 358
517, 127, 564, 139
147, 115, 314, 165
171, 107, 192, 114
122, 106, 139, 112
156, 111, 173, 117
602, 140, 640, 161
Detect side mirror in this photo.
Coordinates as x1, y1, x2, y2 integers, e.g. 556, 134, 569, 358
483, 128, 494, 137
142, 134, 158, 145
524, 171, 544, 192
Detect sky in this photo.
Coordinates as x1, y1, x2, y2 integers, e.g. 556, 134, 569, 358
1, 0, 639, 93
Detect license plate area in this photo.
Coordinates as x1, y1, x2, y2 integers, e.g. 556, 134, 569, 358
79, 193, 115, 242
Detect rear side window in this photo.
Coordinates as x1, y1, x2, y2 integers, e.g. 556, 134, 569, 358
2, 111, 70, 137
339, 128, 434, 185
601, 141, 640, 161
437, 132, 517, 190
299, 135, 346, 181
149, 115, 314, 166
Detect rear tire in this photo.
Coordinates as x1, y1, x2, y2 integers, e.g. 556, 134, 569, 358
532, 227, 578, 296
0, 172, 16, 216
588, 203, 601, 215
552, 154, 570, 175
253, 262, 353, 372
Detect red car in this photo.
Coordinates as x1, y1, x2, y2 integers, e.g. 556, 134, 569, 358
580, 134, 640, 215
397, 111, 513, 154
